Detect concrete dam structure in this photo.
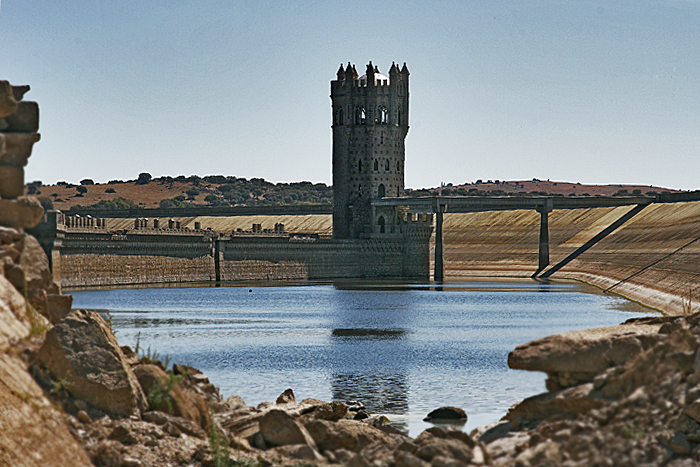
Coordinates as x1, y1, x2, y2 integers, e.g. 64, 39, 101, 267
30, 210, 432, 288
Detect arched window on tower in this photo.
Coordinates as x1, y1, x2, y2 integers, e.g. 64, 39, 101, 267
378, 184, 386, 198
335, 107, 343, 126
377, 106, 388, 125
358, 159, 362, 173
396, 161, 400, 171
378, 216, 385, 234
373, 159, 379, 171
397, 108, 402, 126
355, 107, 366, 125
385, 159, 390, 171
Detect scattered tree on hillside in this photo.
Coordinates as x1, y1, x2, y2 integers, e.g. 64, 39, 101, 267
136, 173, 152, 185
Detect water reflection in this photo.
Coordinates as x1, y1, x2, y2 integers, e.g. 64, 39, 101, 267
331, 328, 407, 339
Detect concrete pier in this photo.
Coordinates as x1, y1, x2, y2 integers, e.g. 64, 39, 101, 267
434, 200, 446, 282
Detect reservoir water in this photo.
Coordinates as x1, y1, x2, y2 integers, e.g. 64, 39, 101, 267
71, 279, 653, 436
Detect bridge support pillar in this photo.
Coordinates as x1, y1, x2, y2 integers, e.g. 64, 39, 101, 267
536, 199, 553, 275
434, 201, 447, 282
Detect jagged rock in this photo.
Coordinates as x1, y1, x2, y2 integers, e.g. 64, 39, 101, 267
273, 444, 325, 461
11, 84, 30, 102
470, 420, 512, 444
92, 440, 123, 467
505, 382, 604, 422
0, 131, 40, 167
0, 197, 44, 229
259, 408, 318, 446
120, 345, 141, 366
36, 309, 148, 418
133, 364, 210, 431
395, 450, 430, 467
77, 410, 92, 424
276, 387, 296, 404
305, 418, 398, 453
413, 428, 479, 464
513, 440, 562, 466
0, 165, 24, 198
314, 400, 348, 421
0, 80, 18, 118
508, 322, 665, 387
423, 406, 467, 423
0, 275, 31, 349
0, 226, 23, 244
4, 100, 39, 133
19, 234, 52, 294
109, 425, 138, 445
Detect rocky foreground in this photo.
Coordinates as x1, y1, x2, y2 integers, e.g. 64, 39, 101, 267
3, 254, 700, 467
1, 206, 700, 467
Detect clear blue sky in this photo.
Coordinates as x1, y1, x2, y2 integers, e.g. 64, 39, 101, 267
2, 1, 698, 190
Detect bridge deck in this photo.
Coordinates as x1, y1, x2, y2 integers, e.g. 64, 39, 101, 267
372, 195, 655, 212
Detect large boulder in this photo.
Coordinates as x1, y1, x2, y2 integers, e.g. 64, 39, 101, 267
0, 197, 44, 229
36, 309, 148, 418
133, 364, 210, 431
413, 427, 485, 465
304, 418, 398, 453
508, 321, 665, 388
259, 409, 320, 451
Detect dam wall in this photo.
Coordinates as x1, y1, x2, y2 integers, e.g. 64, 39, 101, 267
30, 211, 432, 288
444, 200, 700, 314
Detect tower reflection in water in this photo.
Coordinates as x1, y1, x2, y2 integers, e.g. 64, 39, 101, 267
329, 327, 410, 431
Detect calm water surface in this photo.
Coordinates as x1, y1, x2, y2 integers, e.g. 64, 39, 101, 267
71, 279, 653, 436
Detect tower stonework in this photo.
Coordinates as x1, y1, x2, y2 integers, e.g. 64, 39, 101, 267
331, 61, 409, 239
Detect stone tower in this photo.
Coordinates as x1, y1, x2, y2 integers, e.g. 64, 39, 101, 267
331, 61, 409, 239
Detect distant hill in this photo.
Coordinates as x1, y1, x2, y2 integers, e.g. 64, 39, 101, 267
27, 174, 332, 212
26, 173, 680, 212
408, 179, 681, 198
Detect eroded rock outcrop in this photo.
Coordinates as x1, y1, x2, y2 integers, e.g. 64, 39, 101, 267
508, 317, 667, 390
477, 313, 700, 466
0, 274, 92, 467
36, 309, 148, 418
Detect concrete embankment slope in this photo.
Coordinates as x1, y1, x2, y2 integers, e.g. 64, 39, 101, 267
444, 200, 700, 314
104, 214, 333, 236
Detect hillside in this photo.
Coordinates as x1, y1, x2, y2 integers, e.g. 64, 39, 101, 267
27, 173, 681, 213
27, 174, 332, 212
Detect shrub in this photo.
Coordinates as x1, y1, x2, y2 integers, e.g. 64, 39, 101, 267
80, 178, 94, 185
37, 196, 54, 211
76, 185, 88, 194
87, 197, 136, 210
105, 188, 116, 193
136, 173, 152, 185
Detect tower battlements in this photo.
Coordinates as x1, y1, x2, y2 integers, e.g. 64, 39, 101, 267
331, 61, 410, 239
